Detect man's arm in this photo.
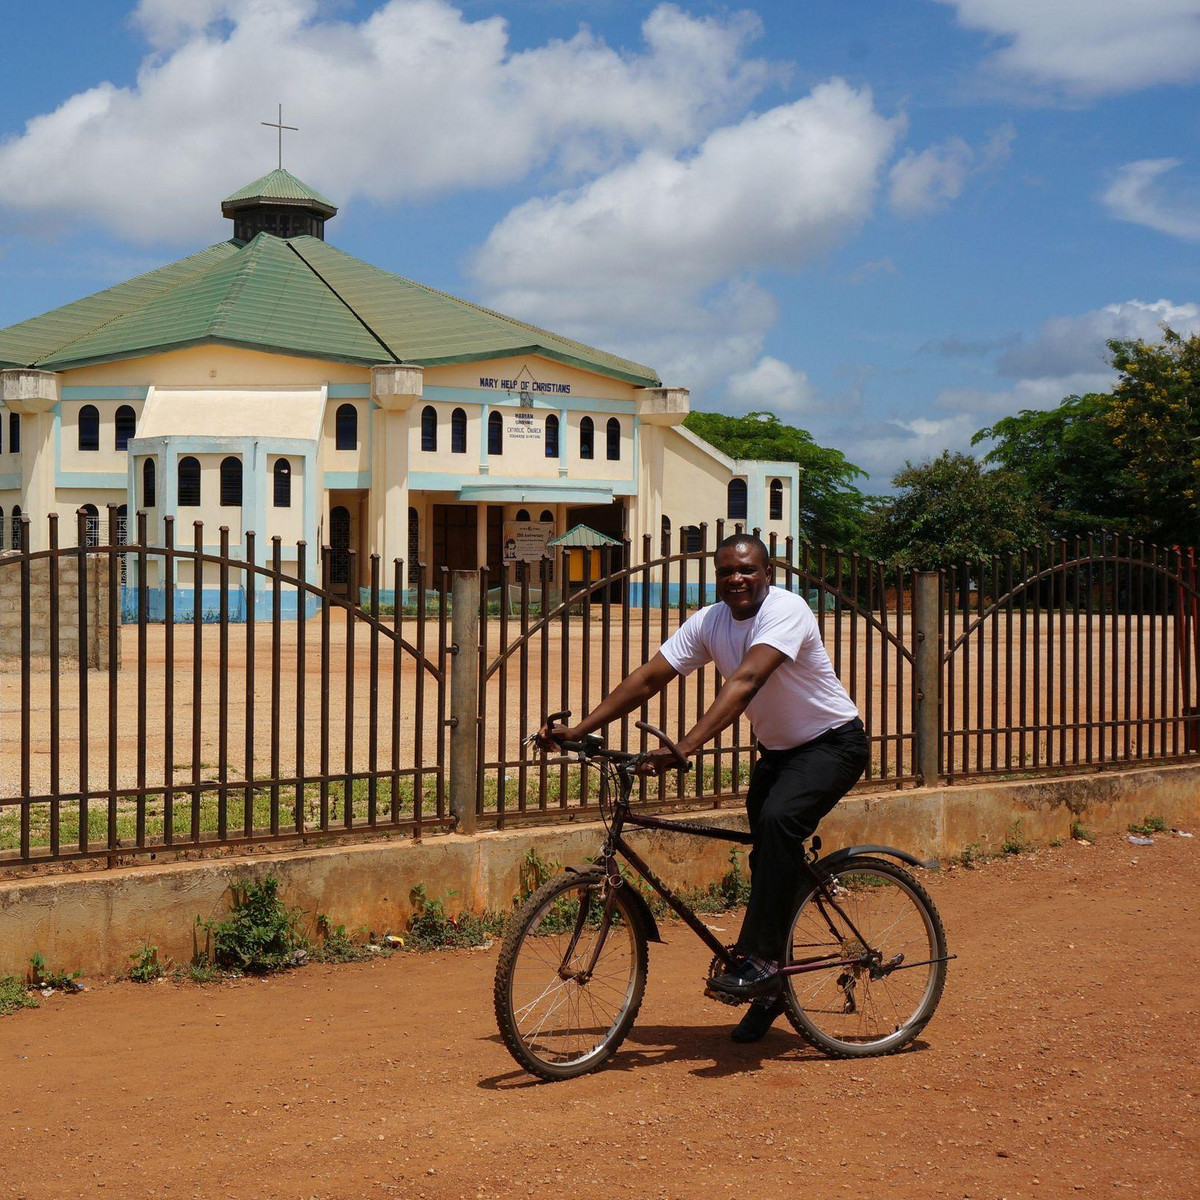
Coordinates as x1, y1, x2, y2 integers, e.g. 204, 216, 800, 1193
537, 652, 679, 745
636, 643, 788, 772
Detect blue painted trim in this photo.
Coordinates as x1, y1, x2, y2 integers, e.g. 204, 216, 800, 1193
55, 471, 127, 488
479, 402, 490, 470
327, 384, 371, 399
324, 470, 371, 490
61, 386, 149, 401
558, 407, 568, 470
425, 385, 634, 415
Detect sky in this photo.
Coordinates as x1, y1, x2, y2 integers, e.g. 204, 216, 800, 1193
0, 0, 1198, 491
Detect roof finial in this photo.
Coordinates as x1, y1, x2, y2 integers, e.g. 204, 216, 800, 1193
260, 103, 298, 171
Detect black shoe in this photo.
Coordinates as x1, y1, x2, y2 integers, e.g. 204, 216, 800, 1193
730, 996, 784, 1043
709, 955, 781, 1000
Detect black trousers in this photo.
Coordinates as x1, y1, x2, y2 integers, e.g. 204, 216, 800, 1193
736, 719, 869, 962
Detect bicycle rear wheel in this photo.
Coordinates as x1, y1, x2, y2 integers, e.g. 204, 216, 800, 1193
494, 872, 648, 1081
782, 856, 947, 1058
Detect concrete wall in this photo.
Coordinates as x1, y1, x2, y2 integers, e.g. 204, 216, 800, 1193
0, 550, 119, 668
1, 761, 1195, 978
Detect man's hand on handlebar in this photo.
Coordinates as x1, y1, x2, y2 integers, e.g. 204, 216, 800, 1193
633, 745, 687, 777
532, 712, 580, 752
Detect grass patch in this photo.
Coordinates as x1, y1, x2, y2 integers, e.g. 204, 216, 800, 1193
0, 975, 37, 1016
28, 952, 82, 992
1070, 819, 1095, 842
311, 915, 385, 964
958, 840, 986, 866
1128, 815, 1166, 836
405, 884, 506, 950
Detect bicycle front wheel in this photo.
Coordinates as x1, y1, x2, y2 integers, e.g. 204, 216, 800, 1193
782, 856, 947, 1058
494, 872, 648, 1081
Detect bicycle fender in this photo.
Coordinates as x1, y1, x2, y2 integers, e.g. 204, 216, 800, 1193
562, 865, 664, 944
818, 844, 941, 872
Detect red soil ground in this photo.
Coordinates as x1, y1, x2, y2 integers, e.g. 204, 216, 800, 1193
2, 831, 1197, 1200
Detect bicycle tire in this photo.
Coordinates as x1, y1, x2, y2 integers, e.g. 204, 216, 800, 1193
781, 856, 947, 1058
494, 872, 648, 1081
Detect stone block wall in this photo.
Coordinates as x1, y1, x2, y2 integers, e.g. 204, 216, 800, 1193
0, 551, 121, 669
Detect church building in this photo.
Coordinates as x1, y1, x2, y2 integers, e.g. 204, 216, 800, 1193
0, 169, 799, 596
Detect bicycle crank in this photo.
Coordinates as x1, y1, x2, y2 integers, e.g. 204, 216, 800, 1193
702, 952, 751, 1008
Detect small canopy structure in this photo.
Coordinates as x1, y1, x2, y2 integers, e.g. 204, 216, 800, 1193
546, 524, 621, 549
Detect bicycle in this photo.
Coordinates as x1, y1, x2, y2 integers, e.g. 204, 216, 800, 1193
493, 712, 953, 1081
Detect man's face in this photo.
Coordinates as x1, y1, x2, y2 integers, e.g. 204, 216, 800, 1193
714, 542, 771, 620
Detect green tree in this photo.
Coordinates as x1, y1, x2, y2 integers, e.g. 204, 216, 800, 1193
683, 410, 869, 547
1104, 328, 1200, 547
866, 451, 1046, 570
973, 392, 1135, 538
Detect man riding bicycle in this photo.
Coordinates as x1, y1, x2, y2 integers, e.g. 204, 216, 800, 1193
539, 532, 868, 1042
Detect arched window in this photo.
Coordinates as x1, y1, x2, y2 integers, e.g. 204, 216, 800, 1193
579, 416, 594, 460
606, 417, 621, 461
143, 458, 156, 508
114, 405, 136, 451
661, 514, 671, 554
78, 404, 100, 452
220, 456, 242, 507
407, 506, 420, 586
540, 509, 553, 523
335, 403, 358, 451
545, 413, 559, 458
330, 506, 351, 587
683, 525, 702, 554
0, 507, 5, 549
516, 509, 530, 522
11, 506, 23, 550
9, 413, 19, 454
421, 405, 438, 452
178, 456, 201, 507
78, 504, 97, 548
769, 478, 783, 521
274, 458, 292, 507
488, 411, 503, 456
727, 478, 747, 520
116, 504, 128, 549
450, 408, 467, 454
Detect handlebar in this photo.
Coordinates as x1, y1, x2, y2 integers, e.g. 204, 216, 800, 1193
535, 711, 690, 770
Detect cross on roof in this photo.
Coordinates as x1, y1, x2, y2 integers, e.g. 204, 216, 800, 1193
260, 103, 298, 170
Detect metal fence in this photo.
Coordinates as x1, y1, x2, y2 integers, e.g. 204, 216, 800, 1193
0, 510, 1196, 872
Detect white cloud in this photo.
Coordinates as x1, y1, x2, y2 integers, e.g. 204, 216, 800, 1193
935, 0, 1200, 98
470, 79, 901, 394
0, 0, 775, 241
888, 124, 1013, 216
726, 356, 817, 413
1101, 159, 1200, 242
843, 414, 984, 482
996, 298, 1200, 378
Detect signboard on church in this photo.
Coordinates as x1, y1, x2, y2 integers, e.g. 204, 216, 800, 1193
502, 521, 554, 563
507, 411, 541, 441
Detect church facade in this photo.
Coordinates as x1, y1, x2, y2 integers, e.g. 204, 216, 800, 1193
0, 170, 799, 596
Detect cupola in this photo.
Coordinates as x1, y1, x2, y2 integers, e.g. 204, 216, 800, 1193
221, 168, 338, 241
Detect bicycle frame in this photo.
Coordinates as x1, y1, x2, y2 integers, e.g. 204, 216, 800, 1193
571, 759, 888, 982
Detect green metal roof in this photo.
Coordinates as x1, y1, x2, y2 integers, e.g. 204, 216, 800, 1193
222, 168, 336, 212
547, 524, 622, 548
0, 232, 661, 385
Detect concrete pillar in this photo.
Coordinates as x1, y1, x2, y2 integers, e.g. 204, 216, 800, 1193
370, 367, 420, 597
475, 502, 489, 572
913, 571, 943, 787
1, 369, 62, 553
448, 569, 480, 834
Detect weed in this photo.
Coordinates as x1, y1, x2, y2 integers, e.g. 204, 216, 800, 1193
129, 944, 166, 983
959, 841, 985, 866
312, 914, 379, 964
198, 875, 308, 974
1128, 815, 1167, 836
1049, 838, 1063, 848
174, 962, 220, 984
0, 975, 37, 1016
1002, 819, 1033, 856
28, 952, 82, 992
406, 884, 506, 950
1070, 820, 1095, 842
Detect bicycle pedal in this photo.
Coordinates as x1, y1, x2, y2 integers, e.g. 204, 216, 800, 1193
703, 984, 746, 1008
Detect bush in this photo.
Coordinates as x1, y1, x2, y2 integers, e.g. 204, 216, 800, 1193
406, 884, 505, 950
129, 944, 166, 983
0, 975, 37, 1016
199, 875, 308, 974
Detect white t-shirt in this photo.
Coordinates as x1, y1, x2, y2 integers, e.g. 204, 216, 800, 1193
659, 586, 859, 751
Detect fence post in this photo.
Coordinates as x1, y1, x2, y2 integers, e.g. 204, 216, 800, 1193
913, 570, 942, 788
449, 569, 480, 834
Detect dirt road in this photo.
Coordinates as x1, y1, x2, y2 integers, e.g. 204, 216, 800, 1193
2, 833, 1197, 1200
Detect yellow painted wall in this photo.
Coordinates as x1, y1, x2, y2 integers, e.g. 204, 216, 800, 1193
58, 399, 143, 473
408, 400, 481, 473
264, 454, 304, 545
